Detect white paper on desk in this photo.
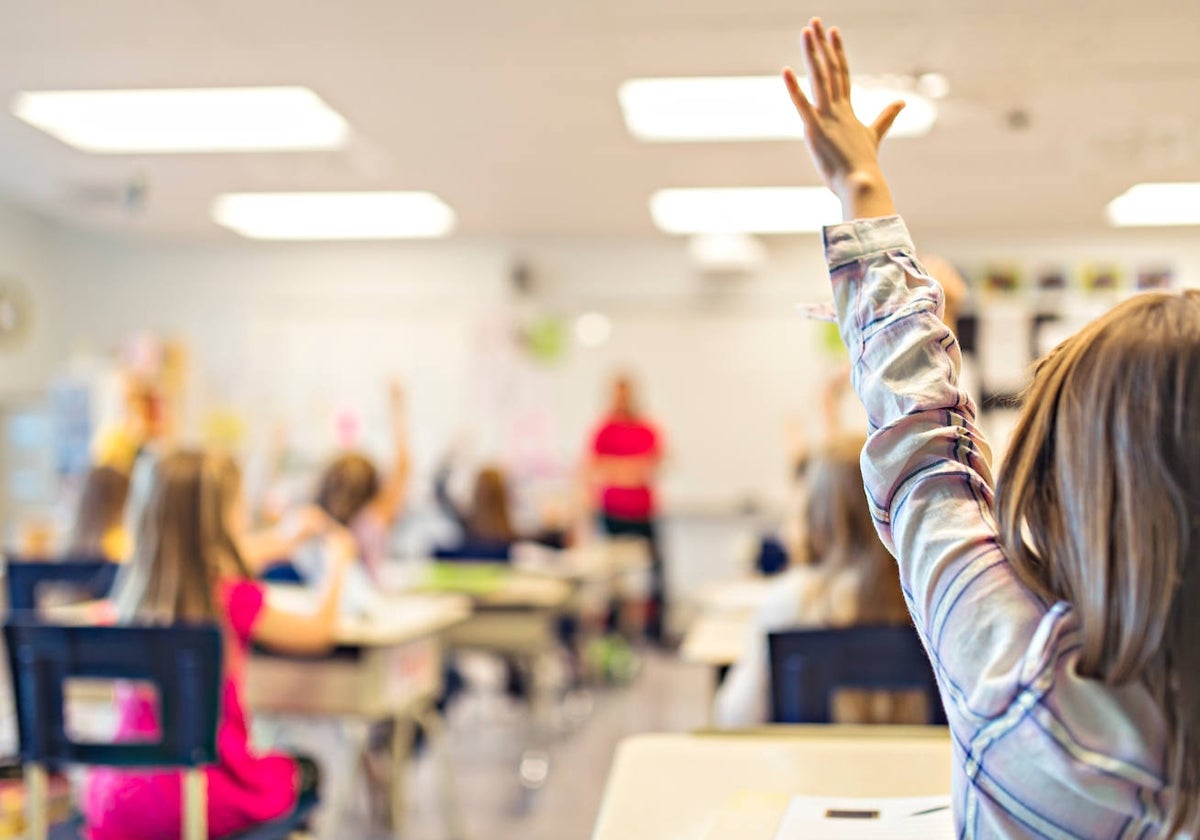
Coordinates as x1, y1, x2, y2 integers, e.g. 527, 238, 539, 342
774, 795, 952, 839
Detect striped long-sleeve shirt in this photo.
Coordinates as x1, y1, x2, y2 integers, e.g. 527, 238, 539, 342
824, 215, 1172, 839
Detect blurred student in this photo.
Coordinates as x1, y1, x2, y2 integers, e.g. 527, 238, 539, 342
85, 451, 354, 839
780, 19, 1200, 833
434, 457, 570, 554
713, 437, 917, 727
314, 381, 410, 579
586, 374, 666, 641
68, 466, 131, 561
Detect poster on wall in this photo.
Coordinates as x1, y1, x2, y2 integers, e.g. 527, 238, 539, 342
1081, 264, 1123, 293
1034, 267, 1069, 292
1135, 266, 1175, 291
981, 265, 1022, 295
49, 381, 93, 477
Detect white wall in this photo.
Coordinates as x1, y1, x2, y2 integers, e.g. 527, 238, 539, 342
37, 221, 1200, 512
44, 227, 839, 512
0, 198, 60, 395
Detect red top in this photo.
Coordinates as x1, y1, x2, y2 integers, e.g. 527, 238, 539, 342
590, 416, 661, 520
85, 580, 298, 839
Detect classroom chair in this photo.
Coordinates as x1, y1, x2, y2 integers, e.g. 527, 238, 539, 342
767, 624, 948, 725
4, 622, 316, 840
5, 557, 120, 615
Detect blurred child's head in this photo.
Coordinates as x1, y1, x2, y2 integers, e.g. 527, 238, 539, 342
803, 435, 908, 624
469, 464, 517, 544
69, 466, 130, 559
995, 290, 1200, 828
315, 453, 379, 526
115, 450, 249, 624
610, 373, 638, 418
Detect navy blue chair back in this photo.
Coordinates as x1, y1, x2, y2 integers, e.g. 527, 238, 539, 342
433, 541, 512, 562
6, 558, 120, 614
5, 622, 223, 769
768, 624, 947, 725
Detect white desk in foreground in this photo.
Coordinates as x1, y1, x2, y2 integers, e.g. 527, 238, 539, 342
592, 728, 952, 840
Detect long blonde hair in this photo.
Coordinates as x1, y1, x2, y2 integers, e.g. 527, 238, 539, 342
995, 290, 1200, 833
803, 435, 909, 625
113, 450, 250, 625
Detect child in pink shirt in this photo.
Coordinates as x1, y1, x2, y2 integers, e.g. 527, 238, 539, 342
85, 451, 353, 839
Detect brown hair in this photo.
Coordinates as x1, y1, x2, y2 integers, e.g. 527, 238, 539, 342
113, 450, 250, 625
69, 466, 130, 558
804, 435, 909, 625
995, 290, 1200, 833
468, 465, 517, 544
315, 453, 379, 525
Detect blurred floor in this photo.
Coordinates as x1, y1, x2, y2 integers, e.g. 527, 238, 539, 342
338, 648, 711, 840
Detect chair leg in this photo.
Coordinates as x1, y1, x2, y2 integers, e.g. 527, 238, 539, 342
24, 763, 48, 840
415, 706, 468, 840
386, 715, 415, 840
183, 768, 207, 840
318, 720, 369, 840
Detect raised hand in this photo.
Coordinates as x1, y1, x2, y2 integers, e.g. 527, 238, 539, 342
782, 18, 903, 221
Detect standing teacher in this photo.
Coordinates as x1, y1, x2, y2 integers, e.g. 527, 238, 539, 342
587, 373, 667, 644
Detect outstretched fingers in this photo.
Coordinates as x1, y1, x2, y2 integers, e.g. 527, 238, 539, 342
801, 25, 830, 109
810, 19, 844, 101
871, 100, 907, 142
828, 27, 852, 102
783, 66, 817, 126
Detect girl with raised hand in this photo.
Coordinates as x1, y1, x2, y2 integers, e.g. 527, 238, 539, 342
785, 18, 1200, 837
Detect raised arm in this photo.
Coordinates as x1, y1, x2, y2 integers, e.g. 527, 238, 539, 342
370, 380, 411, 525
783, 20, 1054, 725
252, 526, 355, 655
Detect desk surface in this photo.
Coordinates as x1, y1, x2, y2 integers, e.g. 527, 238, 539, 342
592, 729, 953, 840
264, 587, 472, 647
693, 577, 776, 615
512, 538, 650, 583
680, 613, 751, 667
379, 562, 573, 609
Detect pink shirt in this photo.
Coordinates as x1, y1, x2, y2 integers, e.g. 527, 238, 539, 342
85, 580, 298, 839
591, 417, 661, 520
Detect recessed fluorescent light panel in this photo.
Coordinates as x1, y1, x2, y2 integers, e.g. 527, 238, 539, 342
1107, 183, 1200, 227
11, 87, 349, 153
619, 76, 936, 142
650, 187, 840, 235
212, 192, 456, 240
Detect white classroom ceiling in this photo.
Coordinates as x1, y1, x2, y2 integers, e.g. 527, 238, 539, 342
0, 0, 1197, 239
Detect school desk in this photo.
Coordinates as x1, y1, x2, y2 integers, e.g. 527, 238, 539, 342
247, 589, 472, 840
592, 727, 953, 840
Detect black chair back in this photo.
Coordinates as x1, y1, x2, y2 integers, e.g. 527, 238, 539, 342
5, 622, 223, 769
768, 624, 947, 725
6, 558, 120, 614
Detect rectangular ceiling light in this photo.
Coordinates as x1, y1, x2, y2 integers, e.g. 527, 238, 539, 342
650, 187, 840, 234
619, 76, 936, 142
1107, 183, 1200, 227
11, 87, 349, 153
212, 192, 456, 240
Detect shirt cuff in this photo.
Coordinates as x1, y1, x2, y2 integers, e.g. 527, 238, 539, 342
822, 215, 914, 270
